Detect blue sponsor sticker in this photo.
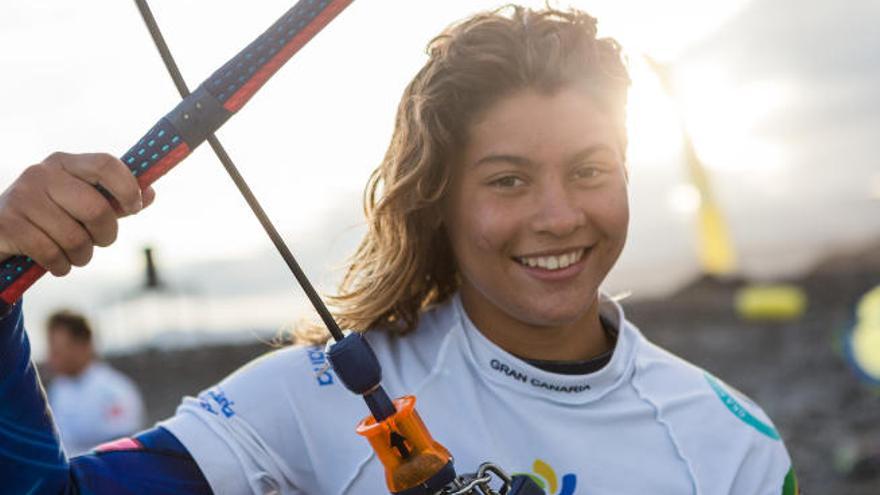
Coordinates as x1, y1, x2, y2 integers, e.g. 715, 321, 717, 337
199, 387, 236, 418
307, 347, 335, 387
705, 373, 780, 440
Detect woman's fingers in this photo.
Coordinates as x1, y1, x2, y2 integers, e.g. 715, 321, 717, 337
0, 213, 72, 276
0, 152, 155, 276
23, 189, 96, 268
142, 185, 157, 209
49, 152, 144, 216
47, 170, 119, 248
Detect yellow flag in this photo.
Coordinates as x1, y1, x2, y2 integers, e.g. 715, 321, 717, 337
683, 134, 736, 275
646, 56, 737, 276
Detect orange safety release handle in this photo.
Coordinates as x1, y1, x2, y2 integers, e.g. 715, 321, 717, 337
356, 395, 453, 494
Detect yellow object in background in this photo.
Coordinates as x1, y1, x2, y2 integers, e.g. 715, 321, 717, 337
848, 286, 880, 383
735, 284, 808, 321
644, 56, 737, 277
851, 325, 880, 380
855, 285, 880, 323
696, 192, 736, 276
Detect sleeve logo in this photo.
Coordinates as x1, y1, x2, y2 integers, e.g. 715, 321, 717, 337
704, 372, 780, 440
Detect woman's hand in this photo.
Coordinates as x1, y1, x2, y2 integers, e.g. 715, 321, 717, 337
0, 152, 155, 276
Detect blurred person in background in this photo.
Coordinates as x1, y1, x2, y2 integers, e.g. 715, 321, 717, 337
45, 309, 145, 455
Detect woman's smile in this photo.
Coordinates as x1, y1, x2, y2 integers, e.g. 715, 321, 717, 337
512, 246, 592, 282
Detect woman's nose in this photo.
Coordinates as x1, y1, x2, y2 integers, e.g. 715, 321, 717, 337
529, 184, 586, 238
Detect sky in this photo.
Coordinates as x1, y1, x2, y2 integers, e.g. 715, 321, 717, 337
1, 0, 878, 355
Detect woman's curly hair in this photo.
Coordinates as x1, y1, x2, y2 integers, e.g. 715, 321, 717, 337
294, 5, 630, 344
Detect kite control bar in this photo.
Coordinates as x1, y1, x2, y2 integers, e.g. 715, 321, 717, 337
0, 0, 353, 315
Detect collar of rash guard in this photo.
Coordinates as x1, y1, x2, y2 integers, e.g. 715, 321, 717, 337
451, 292, 637, 406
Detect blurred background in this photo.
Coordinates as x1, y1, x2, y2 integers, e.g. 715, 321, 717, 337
1, 0, 878, 492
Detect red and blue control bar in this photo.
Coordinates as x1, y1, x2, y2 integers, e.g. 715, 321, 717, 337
0, 0, 353, 313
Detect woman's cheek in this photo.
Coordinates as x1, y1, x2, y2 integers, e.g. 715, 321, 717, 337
472, 203, 519, 253
601, 185, 630, 262
599, 181, 630, 232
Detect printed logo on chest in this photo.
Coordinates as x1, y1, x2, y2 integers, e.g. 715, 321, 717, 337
514, 459, 578, 495
489, 359, 591, 393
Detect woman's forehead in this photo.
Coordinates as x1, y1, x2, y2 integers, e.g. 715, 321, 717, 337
463, 87, 623, 166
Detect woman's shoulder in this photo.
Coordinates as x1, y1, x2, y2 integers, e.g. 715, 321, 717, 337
366, 298, 460, 356
363, 297, 462, 391
166, 343, 354, 427
159, 300, 466, 493
169, 297, 464, 421
625, 322, 794, 491
629, 329, 782, 439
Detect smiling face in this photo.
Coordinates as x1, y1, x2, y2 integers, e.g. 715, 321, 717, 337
443, 86, 629, 355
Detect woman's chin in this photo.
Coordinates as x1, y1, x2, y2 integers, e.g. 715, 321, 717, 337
508, 297, 598, 329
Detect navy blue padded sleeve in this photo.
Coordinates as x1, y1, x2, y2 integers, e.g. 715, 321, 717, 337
0, 300, 69, 494
70, 426, 211, 494
0, 301, 211, 494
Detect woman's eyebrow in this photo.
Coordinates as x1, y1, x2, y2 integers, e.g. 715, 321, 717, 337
472, 153, 534, 168
472, 144, 617, 169
566, 144, 617, 165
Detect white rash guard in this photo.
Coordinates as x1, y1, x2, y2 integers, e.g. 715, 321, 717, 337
161, 294, 796, 495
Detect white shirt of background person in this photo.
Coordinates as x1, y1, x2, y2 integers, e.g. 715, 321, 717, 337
44, 310, 146, 455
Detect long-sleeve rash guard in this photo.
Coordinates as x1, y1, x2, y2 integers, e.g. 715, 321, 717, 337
1, 294, 799, 494
0, 300, 210, 494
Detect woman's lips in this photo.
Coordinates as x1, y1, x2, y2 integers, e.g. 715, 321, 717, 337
512, 247, 592, 281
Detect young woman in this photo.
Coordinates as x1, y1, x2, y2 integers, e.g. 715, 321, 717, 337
0, 6, 797, 494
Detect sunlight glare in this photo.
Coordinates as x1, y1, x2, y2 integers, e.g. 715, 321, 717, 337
675, 63, 794, 172
591, 0, 754, 61
668, 184, 701, 216
870, 173, 880, 200
626, 58, 682, 166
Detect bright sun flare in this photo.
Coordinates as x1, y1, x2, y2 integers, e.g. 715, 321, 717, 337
624, 53, 796, 220
626, 57, 793, 173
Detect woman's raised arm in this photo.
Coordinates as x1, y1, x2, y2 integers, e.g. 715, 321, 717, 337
0, 154, 212, 493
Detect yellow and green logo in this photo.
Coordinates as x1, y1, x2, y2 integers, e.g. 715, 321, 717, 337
515, 459, 577, 495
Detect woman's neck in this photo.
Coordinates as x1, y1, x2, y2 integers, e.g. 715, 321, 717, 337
459, 286, 613, 362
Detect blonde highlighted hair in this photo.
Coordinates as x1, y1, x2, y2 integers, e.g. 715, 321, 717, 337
294, 5, 630, 344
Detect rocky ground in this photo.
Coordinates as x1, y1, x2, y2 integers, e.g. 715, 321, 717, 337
85, 241, 880, 494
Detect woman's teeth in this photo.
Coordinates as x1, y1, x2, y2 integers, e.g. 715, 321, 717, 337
516, 249, 585, 270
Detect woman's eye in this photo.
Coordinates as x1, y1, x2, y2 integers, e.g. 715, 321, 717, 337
574, 165, 602, 180
490, 176, 524, 188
